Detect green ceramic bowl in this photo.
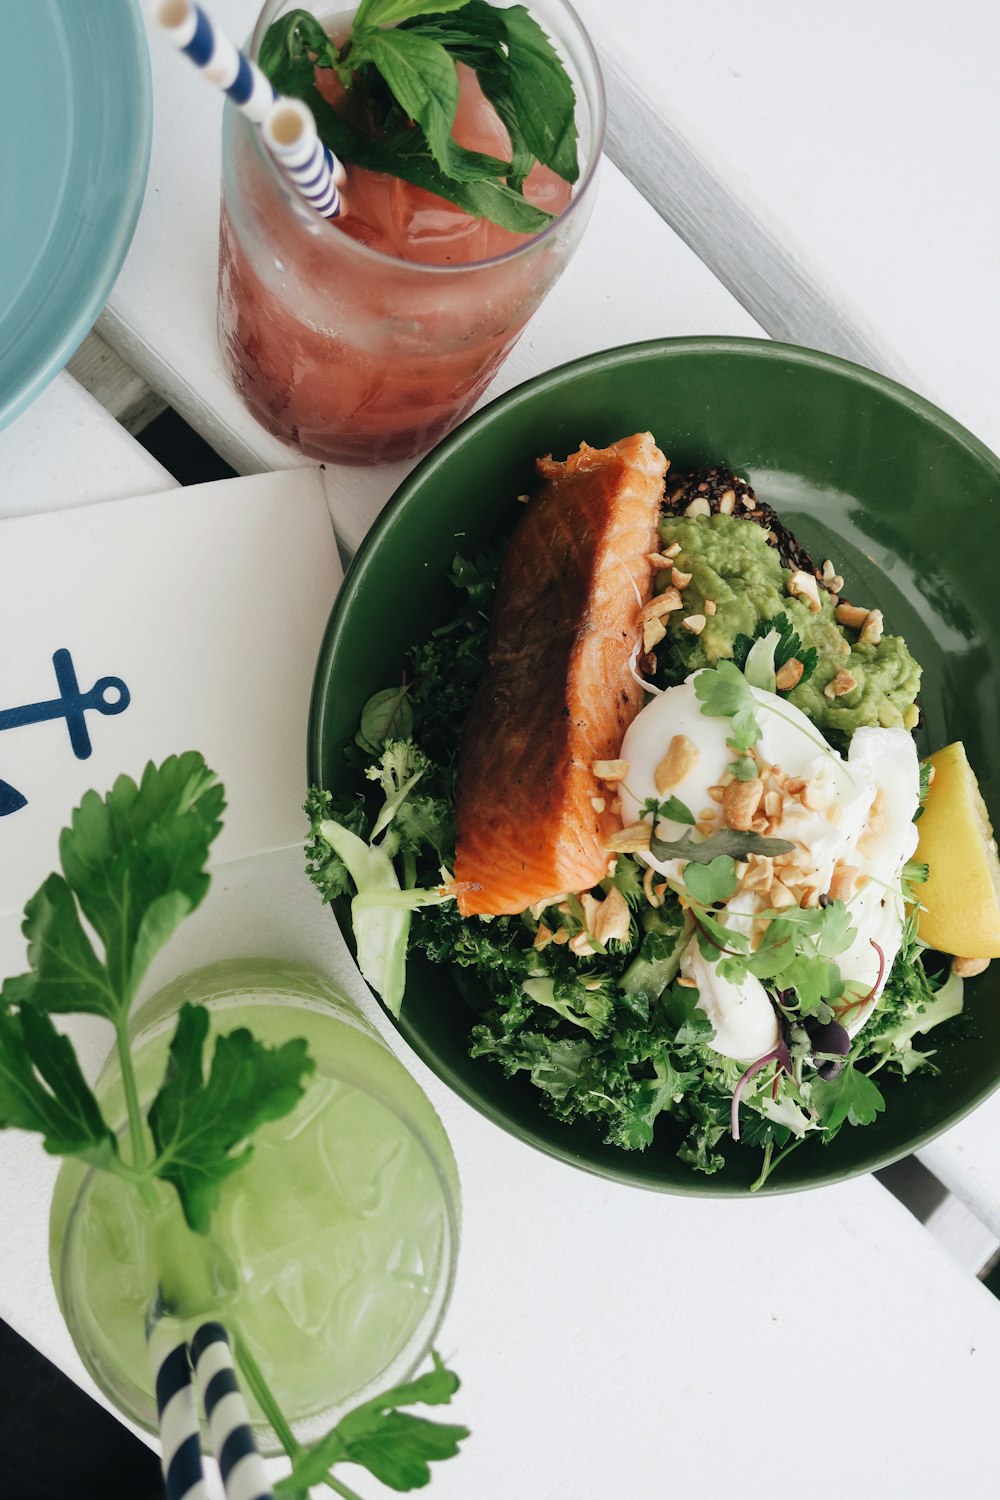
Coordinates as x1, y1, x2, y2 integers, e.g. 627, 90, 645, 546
309, 337, 1000, 1195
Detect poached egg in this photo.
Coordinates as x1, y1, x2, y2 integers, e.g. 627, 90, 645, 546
618, 676, 919, 1059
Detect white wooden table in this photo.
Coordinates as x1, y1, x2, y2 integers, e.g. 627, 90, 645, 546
4, 2, 1000, 1496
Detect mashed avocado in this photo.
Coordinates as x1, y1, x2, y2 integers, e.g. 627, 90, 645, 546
657, 513, 921, 737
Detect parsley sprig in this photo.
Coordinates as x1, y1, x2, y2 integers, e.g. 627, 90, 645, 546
259, 2, 579, 232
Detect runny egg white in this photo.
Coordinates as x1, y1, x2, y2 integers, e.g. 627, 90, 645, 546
618, 675, 920, 1060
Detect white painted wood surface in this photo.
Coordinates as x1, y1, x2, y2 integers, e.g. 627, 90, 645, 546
103, 0, 763, 555
920, 1095, 1000, 1244
0, 372, 173, 519
573, 0, 1000, 460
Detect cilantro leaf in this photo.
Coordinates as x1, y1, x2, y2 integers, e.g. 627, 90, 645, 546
0, 1007, 117, 1167
275, 1351, 469, 1495
732, 612, 819, 689
641, 794, 696, 825
650, 827, 795, 864
148, 1004, 314, 1234
810, 1059, 886, 1133
694, 662, 762, 750
682, 856, 739, 906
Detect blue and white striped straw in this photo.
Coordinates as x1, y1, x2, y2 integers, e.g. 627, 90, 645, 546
148, 1316, 211, 1500
190, 1322, 274, 1500
151, 0, 346, 219
263, 98, 345, 219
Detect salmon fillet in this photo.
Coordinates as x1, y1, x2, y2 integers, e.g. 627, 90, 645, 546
454, 432, 669, 917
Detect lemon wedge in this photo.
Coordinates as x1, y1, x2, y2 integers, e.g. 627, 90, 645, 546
916, 742, 1000, 958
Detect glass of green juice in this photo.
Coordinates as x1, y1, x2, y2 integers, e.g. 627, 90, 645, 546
49, 959, 460, 1449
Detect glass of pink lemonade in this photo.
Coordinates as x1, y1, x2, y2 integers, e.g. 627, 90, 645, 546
218, 1, 605, 465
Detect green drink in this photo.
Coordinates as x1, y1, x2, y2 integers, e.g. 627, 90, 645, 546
49, 960, 460, 1445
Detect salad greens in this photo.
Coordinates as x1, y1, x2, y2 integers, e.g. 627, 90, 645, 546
259, 1, 579, 232
308, 548, 969, 1189
0, 755, 467, 1494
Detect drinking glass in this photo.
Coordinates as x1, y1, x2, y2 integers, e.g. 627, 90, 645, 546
49, 959, 460, 1449
217, 0, 606, 465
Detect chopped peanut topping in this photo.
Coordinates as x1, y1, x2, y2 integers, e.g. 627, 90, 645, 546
647, 551, 680, 568
684, 497, 711, 518
682, 613, 707, 635
605, 822, 652, 854
718, 488, 736, 515
704, 599, 717, 615
775, 657, 804, 692
769, 882, 798, 911
952, 955, 991, 978
859, 608, 884, 646
824, 669, 858, 700
533, 924, 553, 951
654, 734, 700, 793
551, 927, 569, 945
788, 570, 822, 613
723, 777, 763, 831
592, 758, 629, 783
643, 616, 667, 653
740, 854, 774, 892
763, 790, 783, 819
593, 885, 631, 946
835, 603, 869, 630
671, 567, 693, 589
828, 863, 859, 902
706, 784, 726, 804
664, 541, 682, 559
640, 587, 683, 622
569, 931, 595, 956
591, 796, 606, 813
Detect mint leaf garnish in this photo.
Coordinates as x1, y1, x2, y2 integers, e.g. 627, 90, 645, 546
259, 2, 579, 230
148, 1004, 314, 1234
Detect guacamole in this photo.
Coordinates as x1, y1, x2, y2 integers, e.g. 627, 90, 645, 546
657, 513, 921, 737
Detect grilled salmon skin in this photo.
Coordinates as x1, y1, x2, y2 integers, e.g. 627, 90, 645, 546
454, 432, 669, 916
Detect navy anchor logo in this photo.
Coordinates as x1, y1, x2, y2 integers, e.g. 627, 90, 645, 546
0, 649, 130, 816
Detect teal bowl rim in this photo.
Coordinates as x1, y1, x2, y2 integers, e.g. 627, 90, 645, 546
308, 334, 1000, 1196
0, 0, 153, 433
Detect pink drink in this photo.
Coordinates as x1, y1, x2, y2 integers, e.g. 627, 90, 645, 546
217, 5, 604, 466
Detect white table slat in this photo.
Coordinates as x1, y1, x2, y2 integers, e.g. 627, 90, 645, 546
104, 0, 763, 556
574, 0, 1000, 460
920, 1093, 1000, 1244
0, 372, 174, 519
